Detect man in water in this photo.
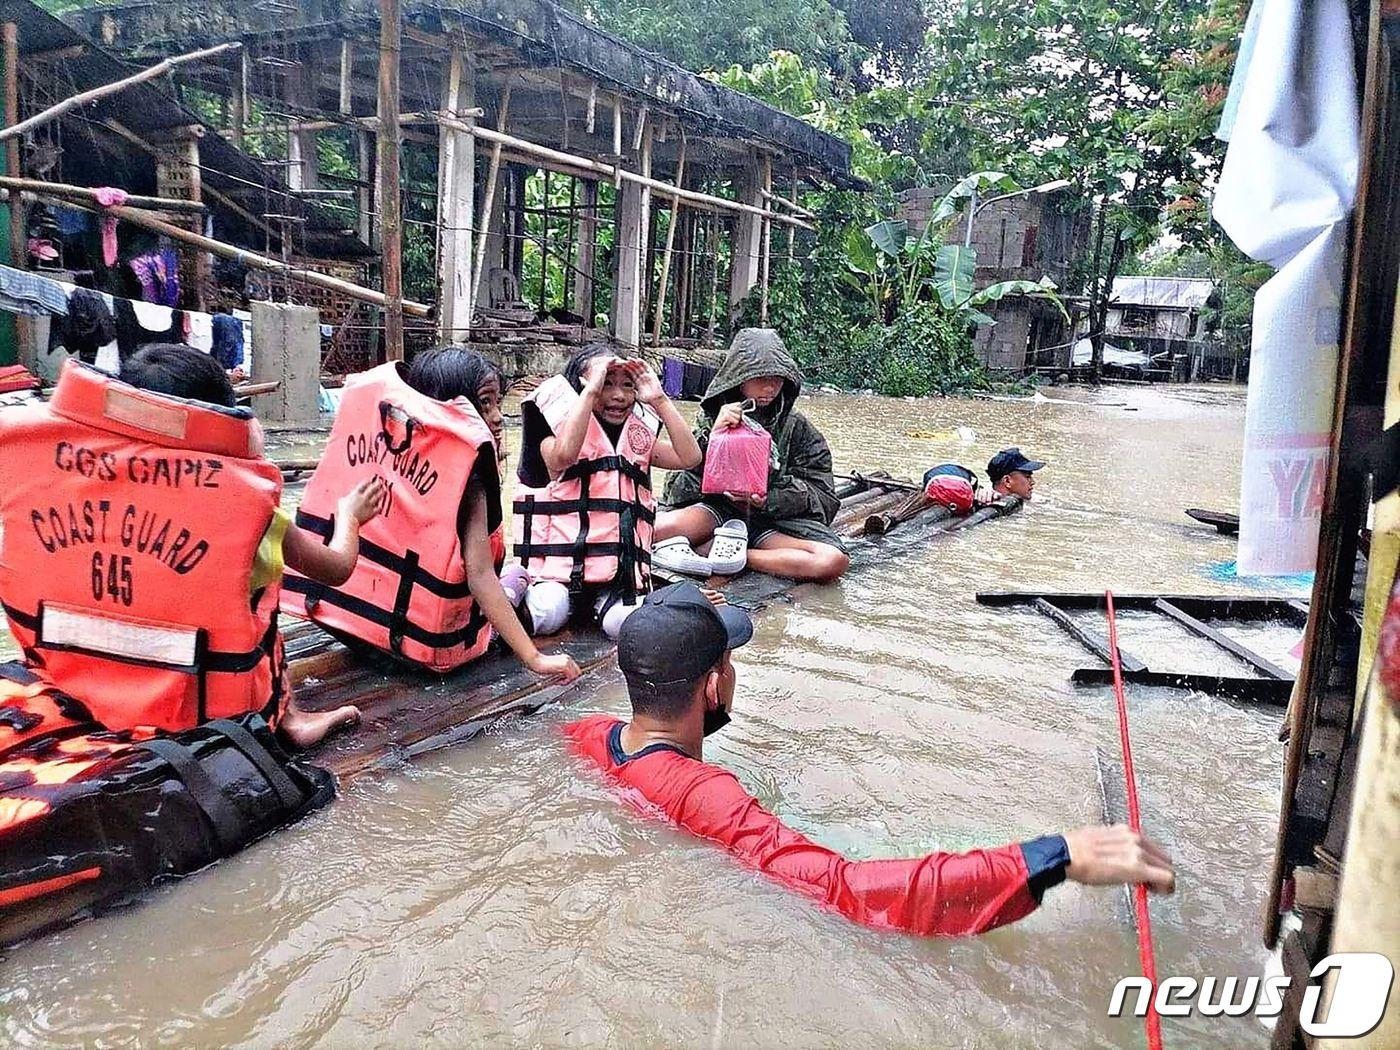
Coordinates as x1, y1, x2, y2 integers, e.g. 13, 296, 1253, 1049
567, 582, 1175, 938
987, 447, 1046, 501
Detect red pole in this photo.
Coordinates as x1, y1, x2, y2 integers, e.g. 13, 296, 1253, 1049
1105, 590, 1164, 1050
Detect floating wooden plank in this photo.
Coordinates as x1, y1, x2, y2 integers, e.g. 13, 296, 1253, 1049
1185, 507, 1240, 535
977, 590, 1308, 624
1031, 597, 1148, 673
1070, 667, 1292, 704
1153, 598, 1293, 680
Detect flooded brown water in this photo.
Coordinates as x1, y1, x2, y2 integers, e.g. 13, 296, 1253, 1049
2, 384, 1303, 1048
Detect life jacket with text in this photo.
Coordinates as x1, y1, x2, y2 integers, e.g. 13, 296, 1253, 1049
0, 662, 333, 948
280, 362, 503, 672
921, 463, 978, 515
0, 361, 284, 733
512, 374, 659, 598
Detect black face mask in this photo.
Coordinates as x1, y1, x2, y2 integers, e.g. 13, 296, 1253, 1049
703, 706, 732, 736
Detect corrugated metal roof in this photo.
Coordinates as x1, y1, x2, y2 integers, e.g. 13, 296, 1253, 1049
1111, 276, 1216, 309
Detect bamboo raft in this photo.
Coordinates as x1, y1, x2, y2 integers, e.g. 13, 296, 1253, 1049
295, 473, 1022, 778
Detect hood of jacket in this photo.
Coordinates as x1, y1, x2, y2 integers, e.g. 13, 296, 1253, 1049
699, 328, 802, 423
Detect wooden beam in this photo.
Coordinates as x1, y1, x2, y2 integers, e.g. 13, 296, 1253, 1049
231, 47, 247, 150
585, 79, 596, 134
0, 41, 242, 143
338, 38, 354, 115
377, 0, 404, 360
762, 185, 816, 220
1031, 597, 1148, 672
4, 22, 21, 284
1153, 599, 1293, 680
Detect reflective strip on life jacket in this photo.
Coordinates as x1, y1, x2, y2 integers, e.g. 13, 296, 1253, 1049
511, 375, 659, 597
0, 361, 283, 733
279, 363, 499, 672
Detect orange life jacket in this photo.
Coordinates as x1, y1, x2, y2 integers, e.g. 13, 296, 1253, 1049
0, 361, 284, 733
512, 374, 659, 597
280, 363, 503, 672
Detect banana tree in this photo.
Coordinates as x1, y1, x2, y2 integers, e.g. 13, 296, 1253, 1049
929, 243, 1067, 327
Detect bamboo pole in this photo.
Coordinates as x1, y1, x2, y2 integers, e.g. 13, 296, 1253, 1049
650, 134, 686, 346
0, 42, 242, 144
231, 47, 247, 149
0, 175, 205, 213
437, 116, 813, 231
762, 185, 816, 220
92, 201, 431, 315
786, 176, 798, 261
469, 80, 512, 315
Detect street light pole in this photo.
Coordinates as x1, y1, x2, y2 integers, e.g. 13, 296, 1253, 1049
962, 178, 1072, 253
963, 187, 978, 248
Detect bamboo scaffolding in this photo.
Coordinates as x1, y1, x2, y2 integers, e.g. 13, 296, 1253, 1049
0, 42, 242, 143
762, 185, 816, 220
0, 175, 204, 213
437, 116, 813, 231
89, 201, 432, 316
649, 134, 686, 346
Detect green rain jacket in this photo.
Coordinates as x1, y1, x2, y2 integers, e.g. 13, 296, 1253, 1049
662, 328, 840, 525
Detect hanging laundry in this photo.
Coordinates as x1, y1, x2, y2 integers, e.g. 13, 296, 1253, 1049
661, 357, 685, 398
113, 297, 179, 361
187, 310, 213, 352
54, 287, 116, 364
0, 265, 68, 317
158, 246, 179, 306
211, 313, 245, 370
127, 252, 179, 306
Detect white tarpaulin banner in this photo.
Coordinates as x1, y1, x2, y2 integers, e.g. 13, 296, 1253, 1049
1213, 0, 1359, 576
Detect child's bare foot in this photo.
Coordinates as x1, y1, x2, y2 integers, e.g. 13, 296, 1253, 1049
278, 703, 360, 749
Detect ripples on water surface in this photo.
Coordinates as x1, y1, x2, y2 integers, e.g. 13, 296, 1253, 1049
3, 385, 1295, 1048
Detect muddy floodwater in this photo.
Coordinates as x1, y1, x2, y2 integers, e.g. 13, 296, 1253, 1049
2, 384, 1303, 1048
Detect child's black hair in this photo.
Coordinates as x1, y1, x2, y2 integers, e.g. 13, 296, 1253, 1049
405, 346, 502, 410
120, 343, 237, 408
562, 342, 621, 393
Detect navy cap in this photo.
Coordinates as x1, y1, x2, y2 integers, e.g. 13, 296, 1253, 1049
617, 582, 753, 687
987, 447, 1046, 484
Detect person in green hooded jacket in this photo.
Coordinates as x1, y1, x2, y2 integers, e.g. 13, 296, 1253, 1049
653, 329, 850, 583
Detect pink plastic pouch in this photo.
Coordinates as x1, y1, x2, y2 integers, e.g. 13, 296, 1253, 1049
702, 411, 772, 501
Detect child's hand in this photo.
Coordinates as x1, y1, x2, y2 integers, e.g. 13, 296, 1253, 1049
529, 651, 581, 682
713, 403, 745, 431
624, 360, 666, 405
339, 476, 388, 525
581, 355, 615, 398
700, 587, 728, 607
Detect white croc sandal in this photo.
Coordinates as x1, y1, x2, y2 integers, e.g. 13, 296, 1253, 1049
651, 536, 715, 577
706, 519, 750, 576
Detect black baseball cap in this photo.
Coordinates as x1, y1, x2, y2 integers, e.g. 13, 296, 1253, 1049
987, 447, 1046, 484
617, 582, 753, 687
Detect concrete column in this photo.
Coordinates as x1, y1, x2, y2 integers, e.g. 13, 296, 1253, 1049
251, 302, 320, 426
727, 157, 763, 317
611, 127, 651, 346
436, 47, 475, 342
571, 178, 598, 323
285, 61, 319, 192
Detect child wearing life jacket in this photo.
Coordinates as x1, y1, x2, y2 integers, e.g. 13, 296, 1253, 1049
513, 344, 702, 639
282, 346, 579, 681
0, 345, 380, 750
653, 328, 850, 583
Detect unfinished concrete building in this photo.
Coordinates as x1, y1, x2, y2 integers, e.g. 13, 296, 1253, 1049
61, 0, 856, 374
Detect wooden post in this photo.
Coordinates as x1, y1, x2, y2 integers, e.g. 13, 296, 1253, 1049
571, 178, 598, 323
727, 157, 763, 317
4, 21, 20, 274
357, 130, 373, 246
650, 136, 686, 346
436, 46, 474, 342
612, 95, 622, 158
705, 213, 720, 342
759, 154, 772, 324
787, 173, 797, 262
673, 207, 694, 338
469, 79, 511, 314
231, 47, 248, 150
611, 125, 650, 346
509, 166, 526, 281
376, 0, 404, 361
538, 167, 550, 315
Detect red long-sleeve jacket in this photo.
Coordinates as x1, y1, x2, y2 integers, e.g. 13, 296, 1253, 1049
566, 715, 1070, 937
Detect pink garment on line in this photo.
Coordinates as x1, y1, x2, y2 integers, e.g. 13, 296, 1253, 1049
93, 188, 128, 267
